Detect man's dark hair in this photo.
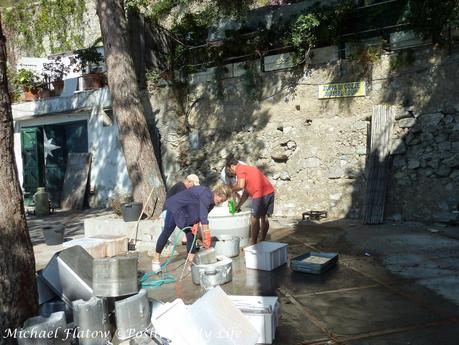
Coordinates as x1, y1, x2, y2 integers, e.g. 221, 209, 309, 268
225, 156, 239, 167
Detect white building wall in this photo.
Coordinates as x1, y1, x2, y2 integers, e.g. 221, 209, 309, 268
87, 108, 132, 207
13, 108, 132, 207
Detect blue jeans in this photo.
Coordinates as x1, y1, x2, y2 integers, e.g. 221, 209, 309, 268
155, 211, 197, 254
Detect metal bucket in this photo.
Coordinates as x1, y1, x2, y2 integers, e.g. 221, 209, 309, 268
212, 235, 240, 258
42, 224, 65, 246
191, 256, 232, 288
121, 202, 143, 222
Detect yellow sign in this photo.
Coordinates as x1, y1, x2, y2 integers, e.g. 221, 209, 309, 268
318, 81, 366, 99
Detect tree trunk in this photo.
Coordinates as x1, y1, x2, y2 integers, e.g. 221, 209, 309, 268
0, 18, 38, 344
96, 0, 166, 217
127, 8, 146, 90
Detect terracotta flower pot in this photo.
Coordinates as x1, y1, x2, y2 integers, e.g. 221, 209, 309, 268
52, 79, 64, 95
82, 73, 104, 90
37, 89, 51, 99
23, 89, 39, 101
22, 86, 44, 101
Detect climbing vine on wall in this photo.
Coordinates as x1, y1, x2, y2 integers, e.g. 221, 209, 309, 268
3, 0, 86, 56
126, 0, 256, 20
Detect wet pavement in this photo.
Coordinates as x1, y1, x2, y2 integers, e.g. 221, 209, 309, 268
137, 220, 459, 345
30, 213, 459, 344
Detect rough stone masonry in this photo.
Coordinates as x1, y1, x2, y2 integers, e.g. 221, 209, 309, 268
146, 46, 459, 222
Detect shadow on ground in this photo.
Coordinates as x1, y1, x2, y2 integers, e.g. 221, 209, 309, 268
138, 218, 459, 345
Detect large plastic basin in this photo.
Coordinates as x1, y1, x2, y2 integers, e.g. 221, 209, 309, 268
208, 208, 251, 247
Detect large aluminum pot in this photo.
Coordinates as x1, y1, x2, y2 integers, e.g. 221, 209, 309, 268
212, 235, 240, 258
191, 256, 232, 288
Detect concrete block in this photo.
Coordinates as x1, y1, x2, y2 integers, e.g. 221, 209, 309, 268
63, 238, 106, 258
84, 218, 163, 240
73, 297, 110, 345
263, 53, 295, 72
18, 311, 70, 345
233, 61, 261, 77
189, 67, 217, 85
311, 45, 339, 64
89, 235, 128, 257
41, 246, 93, 307
93, 255, 138, 297
390, 30, 425, 49
115, 289, 150, 340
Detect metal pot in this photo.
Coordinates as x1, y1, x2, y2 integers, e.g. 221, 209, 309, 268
191, 256, 232, 288
212, 235, 240, 258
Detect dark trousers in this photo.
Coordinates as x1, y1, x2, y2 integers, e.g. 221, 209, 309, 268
155, 211, 197, 255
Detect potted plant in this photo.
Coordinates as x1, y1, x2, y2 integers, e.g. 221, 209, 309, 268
71, 46, 105, 90
42, 56, 71, 96
16, 68, 49, 101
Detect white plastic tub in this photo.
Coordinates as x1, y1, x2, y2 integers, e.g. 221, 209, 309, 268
228, 295, 280, 344
244, 241, 288, 271
208, 206, 251, 247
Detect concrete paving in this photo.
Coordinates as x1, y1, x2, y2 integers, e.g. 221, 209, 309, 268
27, 208, 113, 270
29, 213, 459, 344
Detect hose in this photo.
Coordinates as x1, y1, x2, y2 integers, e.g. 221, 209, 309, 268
139, 226, 197, 289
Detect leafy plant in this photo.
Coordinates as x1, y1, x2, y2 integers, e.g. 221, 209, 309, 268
72, 47, 104, 73
145, 68, 161, 87
42, 56, 71, 82
290, 2, 354, 65
16, 69, 41, 91
291, 13, 321, 62
405, 0, 459, 45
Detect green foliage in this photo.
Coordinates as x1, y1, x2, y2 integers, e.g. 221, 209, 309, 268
3, 0, 86, 56
7, 67, 22, 103
16, 69, 39, 89
127, 0, 255, 21
289, 2, 354, 64
405, 0, 459, 45
16, 68, 45, 91
145, 68, 161, 86
291, 13, 320, 52
72, 47, 104, 73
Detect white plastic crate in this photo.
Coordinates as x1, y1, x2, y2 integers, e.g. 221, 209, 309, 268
244, 241, 288, 271
229, 295, 280, 344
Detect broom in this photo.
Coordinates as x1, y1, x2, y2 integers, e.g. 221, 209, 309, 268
128, 186, 156, 251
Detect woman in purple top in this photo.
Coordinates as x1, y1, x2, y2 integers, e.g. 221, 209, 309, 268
152, 184, 232, 272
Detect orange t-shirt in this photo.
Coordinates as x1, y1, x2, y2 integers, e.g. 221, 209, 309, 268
235, 163, 274, 198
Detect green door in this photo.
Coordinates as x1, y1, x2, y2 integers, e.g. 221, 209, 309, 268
44, 125, 67, 206
21, 127, 45, 206
44, 121, 88, 206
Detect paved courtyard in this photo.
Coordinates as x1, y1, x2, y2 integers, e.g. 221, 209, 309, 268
29, 212, 459, 344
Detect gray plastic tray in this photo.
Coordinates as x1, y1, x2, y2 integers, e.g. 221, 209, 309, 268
290, 252, 338, 274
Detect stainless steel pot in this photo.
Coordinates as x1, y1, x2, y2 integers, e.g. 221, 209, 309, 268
191, 256, 232, 288
212, 235, 240, 258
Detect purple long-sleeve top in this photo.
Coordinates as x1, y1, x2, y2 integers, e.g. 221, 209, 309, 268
165, 185, 215, 229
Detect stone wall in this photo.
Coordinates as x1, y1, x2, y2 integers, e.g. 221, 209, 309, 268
147, 46, 459, 221
387, 111, 459, 222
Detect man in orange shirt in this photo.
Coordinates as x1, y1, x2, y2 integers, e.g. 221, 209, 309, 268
225, 157, 275, 245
